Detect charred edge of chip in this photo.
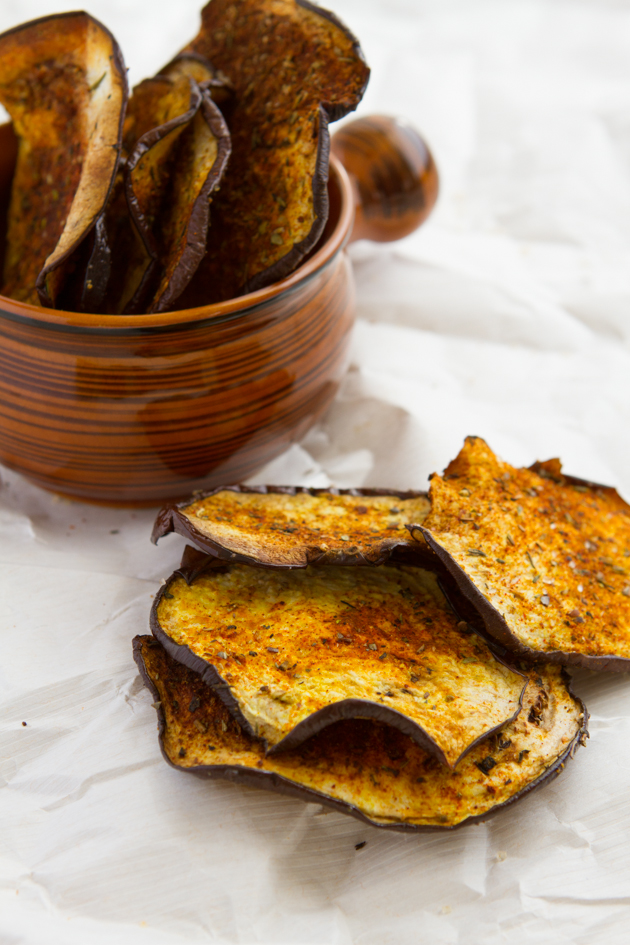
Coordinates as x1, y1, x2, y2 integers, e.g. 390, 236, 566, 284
413, 525, 630, 672
242, 105, 330, 295
134, 636, 589, 833
30, 12, 128, 307
123, 78, 202, 314
296, 0, 370, 118
265, 696, 454, 765
151, 484, 430, 569
150, 579, 262, 744
151, 91, 231, 313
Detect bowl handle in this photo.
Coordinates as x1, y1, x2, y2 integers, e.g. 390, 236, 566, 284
331, 115, 439, 244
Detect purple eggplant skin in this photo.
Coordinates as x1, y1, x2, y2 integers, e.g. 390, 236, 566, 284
133, 635, 589, 833
152, 485, 434, 570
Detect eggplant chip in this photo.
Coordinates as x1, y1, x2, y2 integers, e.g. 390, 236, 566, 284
177, 0, 370, 304
103, 75, 198, 313
146, 91, 231, 313
0, 12, 127, 307
409, 436, 630, 670
104, 74, 230, 313
152, 486, 432, 567
134, 636, 587, 831
151, 556, 526, 766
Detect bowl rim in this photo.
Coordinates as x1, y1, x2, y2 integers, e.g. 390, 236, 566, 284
0, 154, 354, 333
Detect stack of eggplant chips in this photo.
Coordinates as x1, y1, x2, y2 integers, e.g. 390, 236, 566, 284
135, 481, 589, 831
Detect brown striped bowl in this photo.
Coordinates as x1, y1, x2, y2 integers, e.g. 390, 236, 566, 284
0, 116, 438, 505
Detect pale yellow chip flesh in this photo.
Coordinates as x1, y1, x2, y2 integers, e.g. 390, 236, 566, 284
153, 561, 526, 766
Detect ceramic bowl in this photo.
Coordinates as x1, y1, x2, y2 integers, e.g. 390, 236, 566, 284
0, 115, 437, 505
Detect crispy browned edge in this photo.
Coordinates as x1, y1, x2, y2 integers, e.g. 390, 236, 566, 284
295, 0, 369, 125
151, 91, 232, 313
133, 635, 588, 832
242, 0, 369, 294
151, 485, 432, 568
408, 464, 630, 673
20, 12, 129, 307
149, 546, 527, 765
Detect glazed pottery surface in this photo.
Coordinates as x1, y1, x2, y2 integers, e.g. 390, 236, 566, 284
0, 117, 437, 505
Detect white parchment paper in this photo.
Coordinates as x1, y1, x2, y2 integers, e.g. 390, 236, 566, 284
2, 1, 630, 942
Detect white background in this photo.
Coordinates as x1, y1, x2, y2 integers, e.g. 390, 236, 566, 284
2, 1, 630, 942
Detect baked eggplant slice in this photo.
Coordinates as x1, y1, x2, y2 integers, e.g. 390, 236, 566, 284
409, 436, 630, 670
134, 635, 587, 831
104, 74, 230, 313
103, 75, 198, 313
151, 553, 526, 766
0, 12, 127, 307
177, 0, 370, 304
152, 486, 431, 567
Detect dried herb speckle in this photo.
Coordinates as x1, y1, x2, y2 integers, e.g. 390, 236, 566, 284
475, 756, 497, 775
